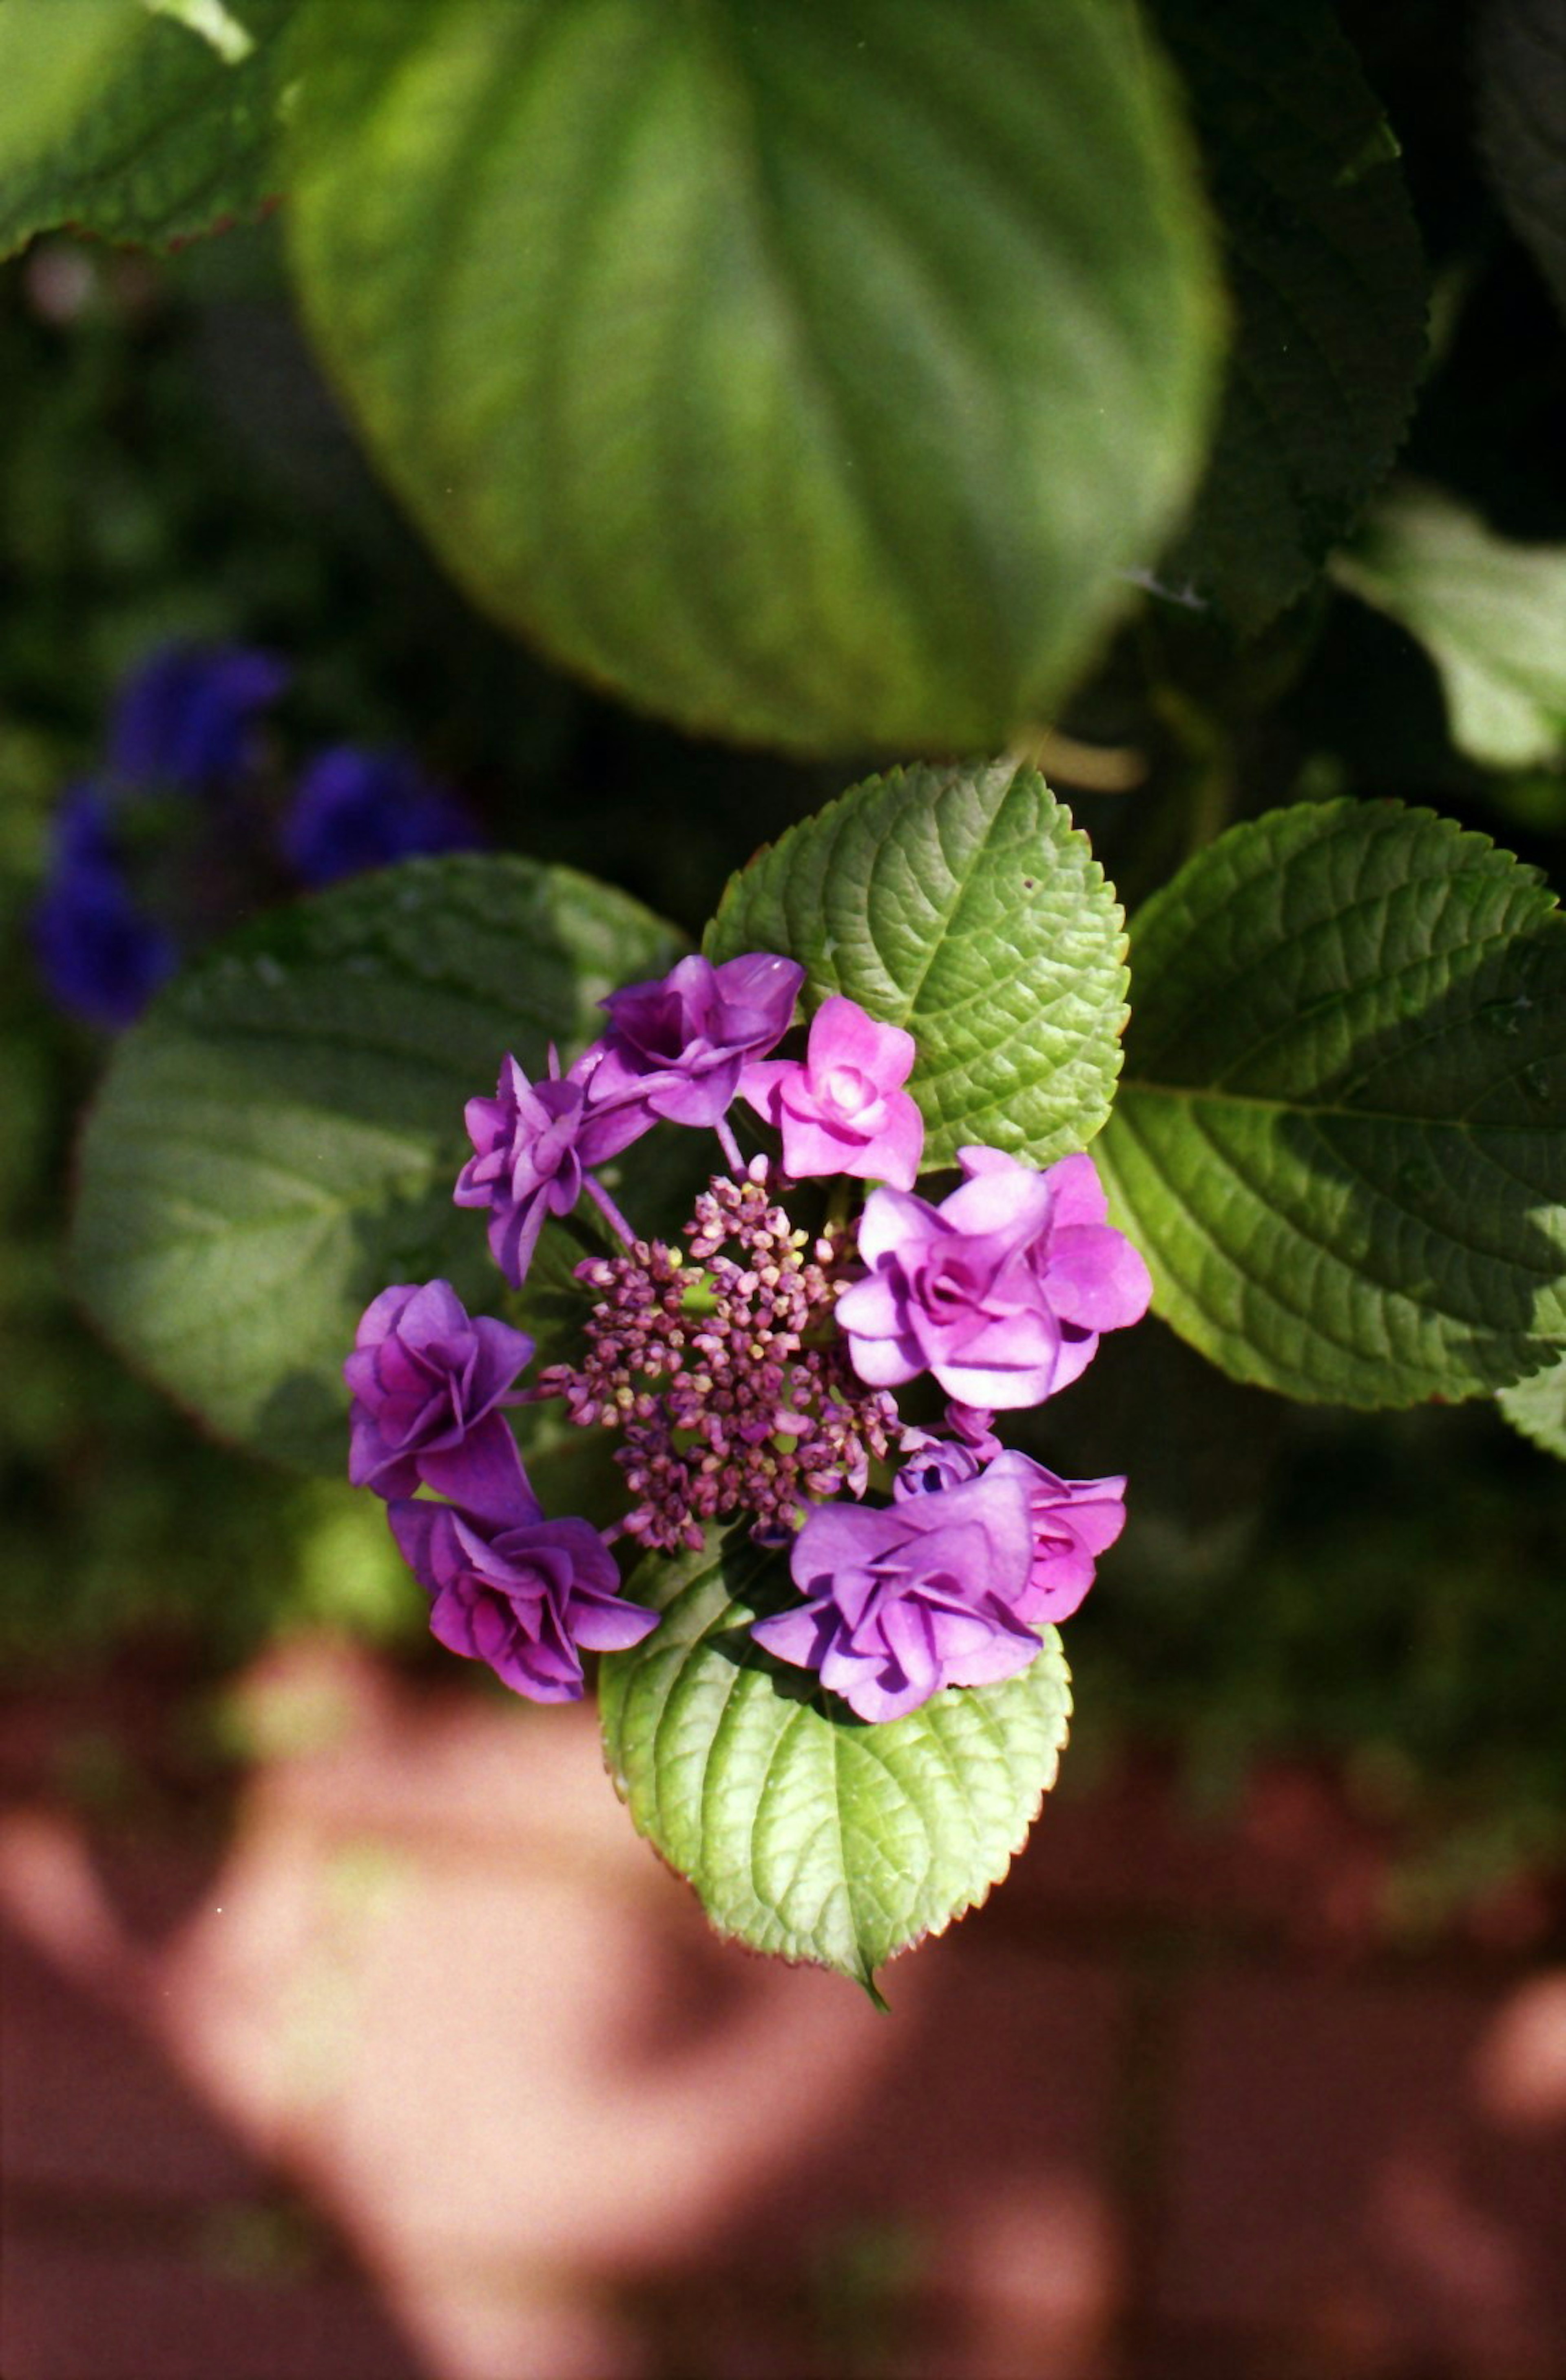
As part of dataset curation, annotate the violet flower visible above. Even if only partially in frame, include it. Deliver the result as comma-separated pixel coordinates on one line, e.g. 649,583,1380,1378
590,951,805,1130
454,1047,652,1287
836,1147,1151,1410
344,1278,534,1515
283,746,482,887
389,1494,658,1702
741,993,924,1189
109,642,287,790
752,1469,1041,1722
31,846,176,1029
984,1450,1127,1622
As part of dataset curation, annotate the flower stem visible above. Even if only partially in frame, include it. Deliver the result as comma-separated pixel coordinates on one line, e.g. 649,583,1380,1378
714,1116,743,1175
584,1173,638,1249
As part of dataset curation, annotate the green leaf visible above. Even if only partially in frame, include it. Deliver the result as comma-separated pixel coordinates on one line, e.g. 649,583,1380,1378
706,759,1127,1166
1149,0,1428,632
69,856,686,1472
1499,1350,1566,1458
1330,482,1566,770
599,1527,1073,1996
0,0,293,261
285,0,1220,756
1095,800,1566,1404
0,1,139,174
1478,0,1566,326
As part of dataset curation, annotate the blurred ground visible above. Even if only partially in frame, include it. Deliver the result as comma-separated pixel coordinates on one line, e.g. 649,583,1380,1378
4,1639,1565,2380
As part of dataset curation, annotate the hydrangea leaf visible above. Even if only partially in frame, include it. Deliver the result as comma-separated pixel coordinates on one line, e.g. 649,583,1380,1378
1095,800,1566,1404
284,0,1220,756
0,0,293,260
0,1,140,178
1330,483,1566,770
706,759,1127,1166
1478,0,1566,326
598,1526,1073,1998
69,856,686,1473
1148,0,1427,633
1499,1351,1566,1459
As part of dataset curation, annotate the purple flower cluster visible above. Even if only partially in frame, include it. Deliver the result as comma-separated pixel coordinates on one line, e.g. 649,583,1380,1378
348,948,1150,1720
33,641,485,1030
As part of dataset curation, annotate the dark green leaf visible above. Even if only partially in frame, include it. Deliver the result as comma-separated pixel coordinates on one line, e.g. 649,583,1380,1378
1331,482,1566,769
1096,801,1566,1403
285,0,1220,755
0,0,293,261
706,759,1127,1166
1478,0,1566,325
1150,0,1428,631
69,856,686,1471
599,1526,1073,1996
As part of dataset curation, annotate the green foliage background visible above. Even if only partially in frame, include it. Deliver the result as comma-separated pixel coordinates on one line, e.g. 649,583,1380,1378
3,0,1566,1932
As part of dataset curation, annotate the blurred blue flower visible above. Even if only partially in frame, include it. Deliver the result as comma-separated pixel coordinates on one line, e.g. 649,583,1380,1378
32,853,177,1029
281,746,483,887
109,642,288,790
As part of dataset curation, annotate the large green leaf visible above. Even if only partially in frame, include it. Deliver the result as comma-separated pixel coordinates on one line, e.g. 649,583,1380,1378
1478,0,1566,325
0,0,293,259
1150,0,1427,632
285,0,1220,756
1095,801,1566,1404
1331,482,1566,770
69,856,686,1472
599,1526,1073,1997
706,760,1127,1165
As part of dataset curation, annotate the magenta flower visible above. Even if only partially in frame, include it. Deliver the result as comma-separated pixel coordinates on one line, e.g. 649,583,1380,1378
454,1047,651,1287
984,1451,1127,1622
590,951,805,1130
388,1495,658,1702
344,1279,534,1515
752,1469,1041,1722
835,1147,1151,1410
741,993,925,1188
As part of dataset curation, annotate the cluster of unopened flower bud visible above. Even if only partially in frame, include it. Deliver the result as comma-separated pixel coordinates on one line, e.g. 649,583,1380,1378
344,951,1151,1722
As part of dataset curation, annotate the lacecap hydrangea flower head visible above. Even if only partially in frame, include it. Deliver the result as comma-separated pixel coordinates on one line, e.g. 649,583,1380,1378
346,952,1150,1723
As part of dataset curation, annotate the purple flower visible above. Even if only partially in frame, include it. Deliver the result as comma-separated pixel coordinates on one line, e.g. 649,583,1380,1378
388,1495,658,1702
741,993,924,1188
836,1147,1151,1410
109,642,287,790
754,1469,1042,1721
31,855,177,1028
896,1446,1125,1623
454,1048,652,1287
282,746,482,887
589,952,805,1130
344,1278,534,1513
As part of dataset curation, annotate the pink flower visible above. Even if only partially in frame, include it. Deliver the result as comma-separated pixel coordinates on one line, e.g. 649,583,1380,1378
836,1146,1151,1409
741,994,924,1188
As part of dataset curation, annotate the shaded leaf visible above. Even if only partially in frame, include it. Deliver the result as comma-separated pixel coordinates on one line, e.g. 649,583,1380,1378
1478,0,1566,324
69,856,686,1471
0,0,293,259
1150,0,1428,631
599,1526,1073,1996
1096,800,1566,1403
707,759,1127,1166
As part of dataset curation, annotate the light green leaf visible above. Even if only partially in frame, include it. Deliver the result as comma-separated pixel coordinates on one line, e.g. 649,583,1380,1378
0,1,139,174
1149,0,1428,632
1095,800,1566,1404
69,856,686,1472
1478,0,1566,326
1331,482,1566,770
599,1526,1073,1997
706,759,1127,1166
285,0,1220,756
1499,1351,1566,1458
0,0,292,260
